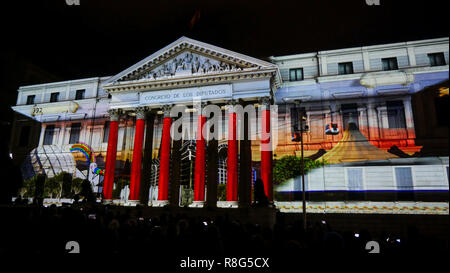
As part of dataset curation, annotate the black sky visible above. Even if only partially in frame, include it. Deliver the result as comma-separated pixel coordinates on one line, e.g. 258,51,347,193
3,0,448,82
0,0,448,124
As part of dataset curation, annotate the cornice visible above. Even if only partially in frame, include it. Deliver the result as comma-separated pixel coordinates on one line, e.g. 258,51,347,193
104,69,276,93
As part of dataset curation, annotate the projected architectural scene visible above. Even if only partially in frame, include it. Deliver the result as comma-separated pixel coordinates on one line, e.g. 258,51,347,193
10,37,449,214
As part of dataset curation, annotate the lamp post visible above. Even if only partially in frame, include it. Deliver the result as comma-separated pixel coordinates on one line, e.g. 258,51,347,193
294,100,307,231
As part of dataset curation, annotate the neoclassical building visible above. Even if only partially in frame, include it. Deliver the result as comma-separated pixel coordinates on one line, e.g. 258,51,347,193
10,37,449,213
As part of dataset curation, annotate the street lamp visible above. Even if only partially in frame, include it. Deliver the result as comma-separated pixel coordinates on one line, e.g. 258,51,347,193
288,99,308,231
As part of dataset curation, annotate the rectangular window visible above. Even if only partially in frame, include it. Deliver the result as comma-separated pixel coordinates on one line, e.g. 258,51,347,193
103,121,110,143
347,168,365,200
382,57,398,71
395,167,414,201
43,125,55,145
289,68,304,81
338,62,354,75
341,103,359,129
387,101,406,128
75,89,85,100
347,168,364,191
19,126,31,147
50,92,59,102
428,52,446,66
69,123,81,144
395,167,413,189
290,106,307,141
26,95,35,105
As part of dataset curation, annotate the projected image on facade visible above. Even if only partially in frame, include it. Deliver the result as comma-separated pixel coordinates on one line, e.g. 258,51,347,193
10,37,449,214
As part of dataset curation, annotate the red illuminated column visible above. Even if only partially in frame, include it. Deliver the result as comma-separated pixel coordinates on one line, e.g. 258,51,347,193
227,101,238,204
128,107,148,205
157,105,172,205
103,109,121,203
260,97,273,201
193,111,207,204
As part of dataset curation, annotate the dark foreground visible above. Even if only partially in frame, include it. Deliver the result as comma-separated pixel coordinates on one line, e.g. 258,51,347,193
0,202,448,270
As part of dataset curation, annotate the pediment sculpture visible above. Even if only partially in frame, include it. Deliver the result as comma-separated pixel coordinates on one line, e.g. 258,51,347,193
131,52,243,81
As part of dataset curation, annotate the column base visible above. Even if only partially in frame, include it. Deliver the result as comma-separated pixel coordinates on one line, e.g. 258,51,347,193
152,200,169,207
126,200,140,206
188,201,205,208
220,201,239,208
102,199,113,205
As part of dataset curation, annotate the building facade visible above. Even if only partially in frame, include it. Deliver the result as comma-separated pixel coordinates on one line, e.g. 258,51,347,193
10,37,449,213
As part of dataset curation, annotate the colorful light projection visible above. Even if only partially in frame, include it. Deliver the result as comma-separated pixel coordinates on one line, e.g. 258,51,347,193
70,143,105,175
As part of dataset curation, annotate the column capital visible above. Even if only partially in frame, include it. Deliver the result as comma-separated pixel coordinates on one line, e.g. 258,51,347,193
108,109,122,121
225,99,239,112
259,96,272,110
402,96,412,102
162,104,172,117
193,101,209,112
135,106,149,120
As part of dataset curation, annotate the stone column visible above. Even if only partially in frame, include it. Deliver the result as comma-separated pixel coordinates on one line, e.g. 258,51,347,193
156,105,172,206
367,102,380,142
260,97,273,201
239,101,252,208
103,109,121,203
226,99,239,206
206,137,218,208
39,124,46,146
128,106,148,205
403,96,416,144
58,123,66,147
193,102,207,206
358,106,368,137
140,111,155,205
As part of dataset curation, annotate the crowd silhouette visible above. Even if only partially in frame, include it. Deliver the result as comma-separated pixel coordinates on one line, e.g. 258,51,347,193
1,200,447,260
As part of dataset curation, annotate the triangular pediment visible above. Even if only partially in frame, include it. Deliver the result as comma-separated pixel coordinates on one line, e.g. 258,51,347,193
104,36,279,87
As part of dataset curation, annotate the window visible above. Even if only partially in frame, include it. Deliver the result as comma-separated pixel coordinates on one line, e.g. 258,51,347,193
75,89,85,100
347,168,365,200
103,121,110,143
69,123,81,144
289,68,304,81
290,106,307,141
50,92,59,102
347,168,364,191
341,103,359,129
26,95,35,105
382,57,398,71
218,156,227,185
386,101,406,129
19,126,31,147
395,167,413,189
395,167,414,200
338,62,354,75
428,52,446,66
43,125,55,145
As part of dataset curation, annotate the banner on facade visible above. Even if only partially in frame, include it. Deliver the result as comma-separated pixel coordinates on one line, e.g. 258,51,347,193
140,84,232,105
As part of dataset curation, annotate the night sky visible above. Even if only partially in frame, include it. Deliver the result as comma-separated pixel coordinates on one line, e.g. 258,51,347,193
0,0,448,143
